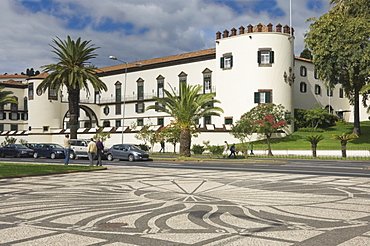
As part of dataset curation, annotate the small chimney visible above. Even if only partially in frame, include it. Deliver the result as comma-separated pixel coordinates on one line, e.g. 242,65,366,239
247,24,253,33
283,25,290,34
230,28,237,36
216,31,221,39
223,29,229,38
267,23,273,32
276,24,282,33
257,23,263,32
239,26,245,34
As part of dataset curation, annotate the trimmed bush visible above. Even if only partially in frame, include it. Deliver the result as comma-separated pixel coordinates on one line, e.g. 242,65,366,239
191,144,205,155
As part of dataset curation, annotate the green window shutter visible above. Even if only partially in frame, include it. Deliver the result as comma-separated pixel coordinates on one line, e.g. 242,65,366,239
220,57,225,68
254,92,260,103
230,56,233,67
257,51,261,64
269,51,274,63
135,103,138,113
265,92,271,103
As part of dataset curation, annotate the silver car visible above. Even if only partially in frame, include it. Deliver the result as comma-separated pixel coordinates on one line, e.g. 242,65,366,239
106,144,149,162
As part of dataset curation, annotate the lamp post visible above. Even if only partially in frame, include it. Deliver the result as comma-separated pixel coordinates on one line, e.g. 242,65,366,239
109,56,142,144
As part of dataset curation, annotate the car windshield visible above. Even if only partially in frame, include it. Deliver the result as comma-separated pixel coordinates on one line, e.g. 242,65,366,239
129,145,142,151
15,145,28,149
50,144,63,149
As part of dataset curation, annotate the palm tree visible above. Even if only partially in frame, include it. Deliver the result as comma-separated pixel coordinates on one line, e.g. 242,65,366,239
332,133,358,157
146,82,223,157
38,36,107,139
306,135,324,157
0,86,17,106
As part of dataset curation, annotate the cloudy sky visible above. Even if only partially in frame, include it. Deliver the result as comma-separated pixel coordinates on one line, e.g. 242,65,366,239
1,0,331,75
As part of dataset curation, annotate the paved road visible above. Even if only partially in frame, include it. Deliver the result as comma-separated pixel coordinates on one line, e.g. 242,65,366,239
3,156,370,177
1,160,370,245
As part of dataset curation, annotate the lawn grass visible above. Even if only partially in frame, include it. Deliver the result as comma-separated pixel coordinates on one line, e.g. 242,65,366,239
251,122,370,151
0,163,104,178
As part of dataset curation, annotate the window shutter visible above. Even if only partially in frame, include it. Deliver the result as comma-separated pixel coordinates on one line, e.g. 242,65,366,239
254,92,260,103
135,103,138,113
257,51,261,64
17,113,20,120
265,92,271,103
3,113,6,119
230,56,233,67
155,102,158,112
8,113,11,120
269,51,274,63
220,57,225,68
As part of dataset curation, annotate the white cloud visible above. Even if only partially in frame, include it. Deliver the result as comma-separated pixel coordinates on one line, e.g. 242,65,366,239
0,0,331,75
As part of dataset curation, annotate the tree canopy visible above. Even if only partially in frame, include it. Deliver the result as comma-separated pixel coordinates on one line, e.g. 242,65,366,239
0,86,17,107
146,82,223,157
304,0,370,135
38,36,107,138
239,104,288,156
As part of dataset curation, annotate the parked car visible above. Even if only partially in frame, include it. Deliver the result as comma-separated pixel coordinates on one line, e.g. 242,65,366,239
33,143,65,159
69,139,90,159
24,143,37,150
0,144,34,158
106,144,149,162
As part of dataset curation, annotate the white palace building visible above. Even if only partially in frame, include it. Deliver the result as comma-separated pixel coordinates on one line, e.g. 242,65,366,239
0,23,367,151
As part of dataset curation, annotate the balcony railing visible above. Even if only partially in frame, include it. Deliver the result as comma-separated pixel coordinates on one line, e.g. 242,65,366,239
61,86,216,104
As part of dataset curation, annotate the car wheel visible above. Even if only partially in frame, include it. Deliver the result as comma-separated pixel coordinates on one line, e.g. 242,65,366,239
33,152,38,158
107,154,114,161
0,152,5,158
16,153,21,158
128,154,135,162
69,152,76,159
50,153,56,159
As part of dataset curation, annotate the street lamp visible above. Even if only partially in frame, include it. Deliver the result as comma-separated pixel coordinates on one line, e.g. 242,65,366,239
109,56,142,144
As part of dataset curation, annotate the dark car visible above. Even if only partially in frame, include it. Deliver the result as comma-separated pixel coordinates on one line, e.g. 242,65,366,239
24,143,37,150
33,143,65,159
0,144,34,158
106,144,149,162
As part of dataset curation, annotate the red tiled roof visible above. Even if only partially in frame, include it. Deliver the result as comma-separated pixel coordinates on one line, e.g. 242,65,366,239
0,79,24,85
0,75,28,78
294,56,312,63
99,48,216,73
31,72,49,79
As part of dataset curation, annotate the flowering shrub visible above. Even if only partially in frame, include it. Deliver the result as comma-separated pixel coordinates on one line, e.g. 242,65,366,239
255,115,287,133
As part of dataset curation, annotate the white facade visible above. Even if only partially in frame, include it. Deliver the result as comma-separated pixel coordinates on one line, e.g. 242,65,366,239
0,23,368,151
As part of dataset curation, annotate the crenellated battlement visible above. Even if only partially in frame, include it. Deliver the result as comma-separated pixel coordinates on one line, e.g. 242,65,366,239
216,23,294,39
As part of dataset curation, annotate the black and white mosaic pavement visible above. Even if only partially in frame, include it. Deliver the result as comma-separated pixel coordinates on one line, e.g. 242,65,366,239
1,165,370,245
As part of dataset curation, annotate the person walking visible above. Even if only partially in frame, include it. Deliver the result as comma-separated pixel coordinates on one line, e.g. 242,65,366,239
228,143,236,159
63,134,72,165
159,140,165,153
87,138,97,166
223,141,229,157
95,138,104,166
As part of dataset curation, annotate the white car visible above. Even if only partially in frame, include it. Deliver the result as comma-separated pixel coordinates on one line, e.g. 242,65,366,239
69,139,90,159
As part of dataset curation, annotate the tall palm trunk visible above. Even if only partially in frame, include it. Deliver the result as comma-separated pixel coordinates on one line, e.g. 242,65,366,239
180,128,191,157
341,140,347,158
311,143,317,157
68,88,80,139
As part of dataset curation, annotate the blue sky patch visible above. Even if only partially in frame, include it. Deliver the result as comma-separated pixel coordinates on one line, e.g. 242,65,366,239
18,0,147,34
307,0,323,11
210,0,285,17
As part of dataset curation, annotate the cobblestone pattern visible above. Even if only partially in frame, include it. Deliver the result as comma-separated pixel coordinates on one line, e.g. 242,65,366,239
1,166,370,245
